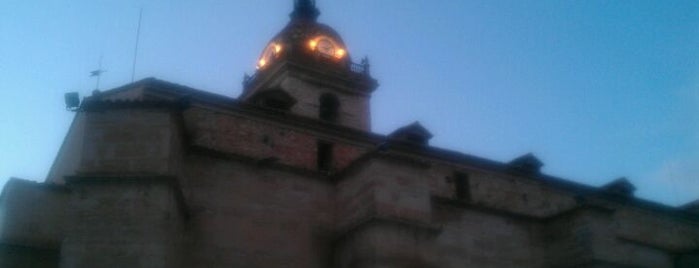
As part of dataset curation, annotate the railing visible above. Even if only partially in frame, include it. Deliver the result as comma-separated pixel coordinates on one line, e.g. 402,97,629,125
243,73,257,89
244,57,371,88
350,62,366,74
352,56,371,75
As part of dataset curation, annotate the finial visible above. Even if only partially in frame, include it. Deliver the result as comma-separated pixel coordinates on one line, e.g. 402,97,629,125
291,0,320,21
361,56,371,74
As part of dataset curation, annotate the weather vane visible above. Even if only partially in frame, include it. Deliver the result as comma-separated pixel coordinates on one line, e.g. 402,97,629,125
90,55,106,90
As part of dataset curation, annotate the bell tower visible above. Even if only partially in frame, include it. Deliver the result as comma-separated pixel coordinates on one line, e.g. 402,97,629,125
240,0,378,131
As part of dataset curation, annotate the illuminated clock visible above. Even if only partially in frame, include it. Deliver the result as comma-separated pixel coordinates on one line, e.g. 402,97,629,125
317,39,335,56
257,42,283,69
309,36,346,59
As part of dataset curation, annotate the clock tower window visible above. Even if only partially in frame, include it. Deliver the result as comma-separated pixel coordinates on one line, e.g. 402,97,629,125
319,93,339,122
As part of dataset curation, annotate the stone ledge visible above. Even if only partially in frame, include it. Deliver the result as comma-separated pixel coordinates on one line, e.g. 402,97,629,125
334,215,442,245
188,145,330,182
432,195,614,222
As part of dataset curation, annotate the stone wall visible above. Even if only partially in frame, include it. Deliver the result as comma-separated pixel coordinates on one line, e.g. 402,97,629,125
46,113,86,184
467,171,579,218
79,108,182,176
184,107,368,172
677,251,699,268
0,243,59,268
347,156,699,268
4,85,699,267
336,157,433,230
61,177,185,268
334,222,438,268
425,163,579,218
0,179,66,268
335,157,436,267
281,75,371,131
614,208,699,252
336,163,379,231
180,154,335,267
432,205,545,268
0,179,67,249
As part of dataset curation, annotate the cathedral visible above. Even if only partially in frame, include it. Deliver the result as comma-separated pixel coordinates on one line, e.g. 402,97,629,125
2,1,699,267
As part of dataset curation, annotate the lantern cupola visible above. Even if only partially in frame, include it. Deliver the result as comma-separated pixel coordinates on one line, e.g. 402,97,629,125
290,0,320,21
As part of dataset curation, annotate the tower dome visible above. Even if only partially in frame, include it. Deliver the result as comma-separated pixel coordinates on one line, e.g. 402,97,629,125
254,0,352,70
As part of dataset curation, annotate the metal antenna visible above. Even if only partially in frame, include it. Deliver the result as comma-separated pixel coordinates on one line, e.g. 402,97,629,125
668,163,681,205
131,8,143,82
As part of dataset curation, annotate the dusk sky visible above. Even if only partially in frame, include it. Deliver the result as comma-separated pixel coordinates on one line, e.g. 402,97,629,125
1,0,698,206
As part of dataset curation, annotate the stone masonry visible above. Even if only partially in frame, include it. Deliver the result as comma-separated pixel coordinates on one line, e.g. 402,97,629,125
2,1,699,267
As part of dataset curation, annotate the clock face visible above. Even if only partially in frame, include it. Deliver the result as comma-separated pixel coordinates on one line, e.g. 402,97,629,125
317,39,335,56
258,42,282,69
309,36,346,60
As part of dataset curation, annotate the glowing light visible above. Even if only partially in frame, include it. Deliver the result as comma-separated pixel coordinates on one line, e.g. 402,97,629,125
335,49,346,59
258,59,267,69
274,44,282,54
309,36,347,60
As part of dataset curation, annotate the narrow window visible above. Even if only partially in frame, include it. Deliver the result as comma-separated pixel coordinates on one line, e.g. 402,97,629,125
454,172,470,201
317,141,333,172
250,89,296,111
262,98,290,110
319,94,339,122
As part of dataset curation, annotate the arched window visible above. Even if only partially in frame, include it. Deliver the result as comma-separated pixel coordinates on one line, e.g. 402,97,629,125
319,93,339,122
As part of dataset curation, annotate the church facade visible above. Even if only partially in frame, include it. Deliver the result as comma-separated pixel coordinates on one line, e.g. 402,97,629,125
2,1,699,267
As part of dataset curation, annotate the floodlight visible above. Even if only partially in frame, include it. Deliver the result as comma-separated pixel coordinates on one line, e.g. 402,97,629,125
64,92,80,110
